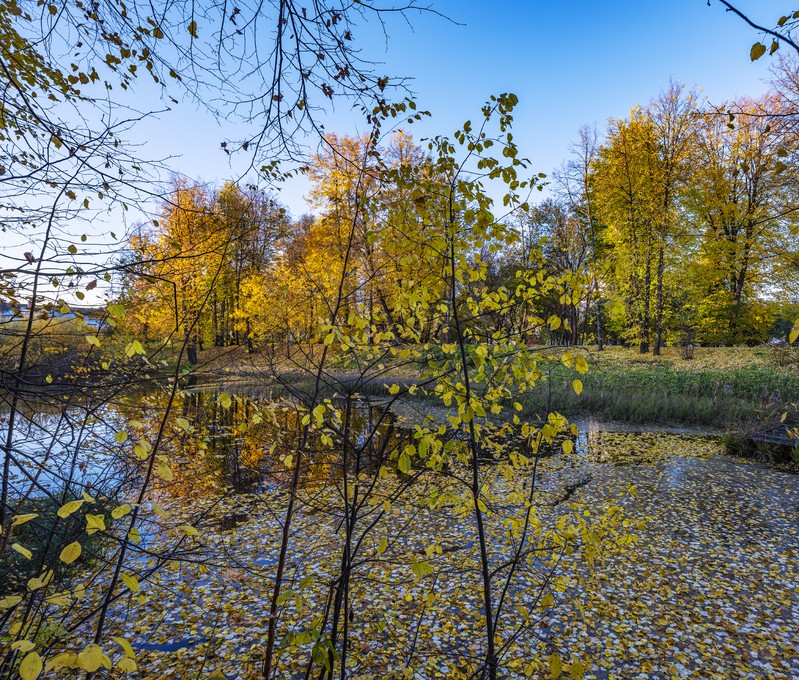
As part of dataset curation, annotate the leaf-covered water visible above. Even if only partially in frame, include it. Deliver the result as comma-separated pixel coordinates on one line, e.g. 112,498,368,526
6,393,798,678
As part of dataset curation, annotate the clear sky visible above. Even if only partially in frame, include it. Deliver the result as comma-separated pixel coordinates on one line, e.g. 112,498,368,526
97,1,794,220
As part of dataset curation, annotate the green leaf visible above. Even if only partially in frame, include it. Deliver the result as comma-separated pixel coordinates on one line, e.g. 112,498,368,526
398,452,411,473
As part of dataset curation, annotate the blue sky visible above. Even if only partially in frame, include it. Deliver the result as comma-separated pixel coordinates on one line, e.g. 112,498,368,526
134,0,782,216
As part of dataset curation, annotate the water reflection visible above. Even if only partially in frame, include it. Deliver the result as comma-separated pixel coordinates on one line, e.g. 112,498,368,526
151,390,410,497
4,389,730,508
3,386,413,506
2,399,134,500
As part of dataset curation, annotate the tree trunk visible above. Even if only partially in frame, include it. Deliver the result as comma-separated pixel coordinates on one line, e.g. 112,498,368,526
653,244,665,356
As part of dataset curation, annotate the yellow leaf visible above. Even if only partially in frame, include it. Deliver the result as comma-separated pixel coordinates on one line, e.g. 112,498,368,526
152,503,169,519
27,569,54,590
19,652,42,680
44,652,79,672
548,653,562,678
156,464,173,481
77,643,107,672
572,379,583,396
575,355,589,374
0,595,23,609
59,542,82,565
116,657,137,672
11,640,35,653
121,574,139,592
570,659,585,680
57,500,84,518
111,504,131,520
180,524,198,537
750,41,767,61
85,514,105,535
377,537,388,555
12,543,32,559
11,513,38,527
113,636,136,659
789,319,799,344
44,592,72,606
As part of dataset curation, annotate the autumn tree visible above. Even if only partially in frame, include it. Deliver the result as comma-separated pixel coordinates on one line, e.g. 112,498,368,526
685,94,799,343
593,108,661,352
648,82,697,354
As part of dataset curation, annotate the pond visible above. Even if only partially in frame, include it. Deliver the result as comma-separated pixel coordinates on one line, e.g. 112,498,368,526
2,389,797,678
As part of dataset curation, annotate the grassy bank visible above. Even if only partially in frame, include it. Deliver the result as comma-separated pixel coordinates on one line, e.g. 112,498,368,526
522,345,799,430
195,344,799,431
